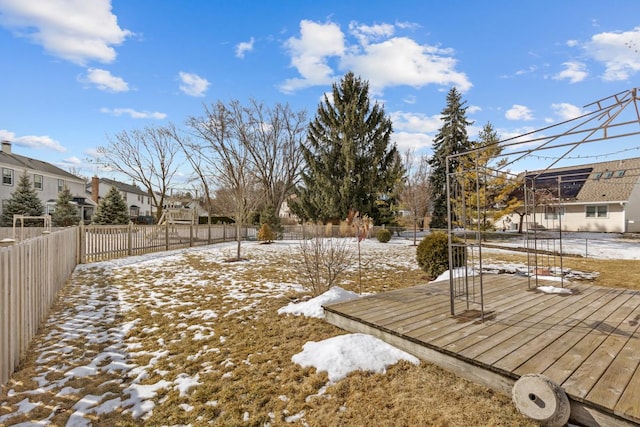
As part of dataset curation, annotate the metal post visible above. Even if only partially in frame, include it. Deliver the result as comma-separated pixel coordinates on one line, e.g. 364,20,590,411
446,156,455,316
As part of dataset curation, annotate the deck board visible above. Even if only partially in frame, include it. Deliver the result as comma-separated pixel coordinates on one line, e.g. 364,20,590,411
323,275,640,426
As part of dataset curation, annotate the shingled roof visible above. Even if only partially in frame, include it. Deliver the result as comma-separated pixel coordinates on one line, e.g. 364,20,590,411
527,157,640,203
0,150,84,182
90,178,148,196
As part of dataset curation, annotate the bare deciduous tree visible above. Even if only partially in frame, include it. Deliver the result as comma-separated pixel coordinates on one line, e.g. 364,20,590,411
164,124,215,224
97,125,182,223
241,99,307,216
400,149,432,245
186,101,263,261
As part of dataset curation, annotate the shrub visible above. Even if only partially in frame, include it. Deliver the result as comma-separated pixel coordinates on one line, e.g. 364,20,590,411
376,228,391,243
257,223,275,243
294,237,351,296
416,232,466,279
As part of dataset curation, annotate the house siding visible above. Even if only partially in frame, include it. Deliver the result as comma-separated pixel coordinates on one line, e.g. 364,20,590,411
562,203,625,233
0,168,86,216
624,177,640,232
90,178,152,218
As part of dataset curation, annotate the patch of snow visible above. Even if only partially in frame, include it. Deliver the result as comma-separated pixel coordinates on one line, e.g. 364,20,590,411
278,287,360,319
537,286,573,294
292,333,420,382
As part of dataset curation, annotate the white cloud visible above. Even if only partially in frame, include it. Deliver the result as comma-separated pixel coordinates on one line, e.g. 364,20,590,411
550,103,585,121
235,37,254,58
0,129,66,152
84,68,129,92
505,104,534,121
61,156,82,165
178,72,210,97
348,21,394,45
389,111,442,152
390,111,441,133
280,20,471,95
343,37,472,95
100,107,167,119
280,20,345,93
0,0,131,65
553,61,588,83
467,105,482,114
392,131,433,153
583,26,640,81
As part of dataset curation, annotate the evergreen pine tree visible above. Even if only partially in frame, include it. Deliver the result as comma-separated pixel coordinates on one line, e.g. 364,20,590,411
51,186,81,226
0,173,45,226
294,72,403,225
428,88,473,229
92,186,130,225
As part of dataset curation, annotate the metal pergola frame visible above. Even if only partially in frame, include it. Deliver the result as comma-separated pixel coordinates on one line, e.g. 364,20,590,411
445,87,640,320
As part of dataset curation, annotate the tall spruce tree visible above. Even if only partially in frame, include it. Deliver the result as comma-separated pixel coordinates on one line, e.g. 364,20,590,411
294,72,403,224
51,186,81,226
428,88,473,229
92,186,130,225
0,173,45,226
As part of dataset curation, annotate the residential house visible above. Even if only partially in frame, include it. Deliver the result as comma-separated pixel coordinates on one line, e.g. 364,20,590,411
0,141,95,222
504,157,640,233
88,177,153,219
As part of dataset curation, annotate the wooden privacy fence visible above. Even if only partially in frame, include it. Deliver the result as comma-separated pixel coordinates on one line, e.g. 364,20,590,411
0,227,78,385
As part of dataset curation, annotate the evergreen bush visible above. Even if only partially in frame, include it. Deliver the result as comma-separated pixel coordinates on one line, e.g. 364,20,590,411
416,232,466,279
51,186,80,226
258,204,283,239
257,223,275,243
0,174,45,226
376,228,391,243
92,186,130,225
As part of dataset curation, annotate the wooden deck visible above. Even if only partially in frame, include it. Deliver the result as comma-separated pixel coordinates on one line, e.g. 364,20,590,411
323,275,640,427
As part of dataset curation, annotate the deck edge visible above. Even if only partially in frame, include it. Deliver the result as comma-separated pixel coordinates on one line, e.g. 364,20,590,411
324,309,638,427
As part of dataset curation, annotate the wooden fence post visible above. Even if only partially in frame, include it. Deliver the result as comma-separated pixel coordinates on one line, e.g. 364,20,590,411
165,223,169,251
128,222,133,256
79,222,86,264
189,224,193,247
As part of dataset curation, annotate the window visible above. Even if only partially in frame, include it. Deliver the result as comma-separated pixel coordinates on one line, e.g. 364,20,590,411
614,170,625,178
2,168,13,186
586,205,608,218
33,174,43,190
592,172,602,180
58,179,64,192
545,206,564,220
603,171,614,179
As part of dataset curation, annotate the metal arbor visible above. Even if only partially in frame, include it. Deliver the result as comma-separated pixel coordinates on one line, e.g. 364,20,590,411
444,87,640,320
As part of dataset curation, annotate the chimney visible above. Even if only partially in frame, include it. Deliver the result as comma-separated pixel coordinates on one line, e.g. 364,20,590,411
91,176,100,203
1,141,11,154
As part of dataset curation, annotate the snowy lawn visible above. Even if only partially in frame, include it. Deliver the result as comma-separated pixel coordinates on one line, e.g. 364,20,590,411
0,239,542,426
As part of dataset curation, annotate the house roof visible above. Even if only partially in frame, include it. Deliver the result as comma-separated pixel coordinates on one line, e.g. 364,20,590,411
526,157,640,203
90,178,148,196
0,150,84,182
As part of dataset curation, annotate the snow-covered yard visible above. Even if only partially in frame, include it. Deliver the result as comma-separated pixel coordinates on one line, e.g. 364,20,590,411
1,234,637,426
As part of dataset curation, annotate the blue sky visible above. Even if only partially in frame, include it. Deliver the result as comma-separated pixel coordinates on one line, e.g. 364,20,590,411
1,0,640,185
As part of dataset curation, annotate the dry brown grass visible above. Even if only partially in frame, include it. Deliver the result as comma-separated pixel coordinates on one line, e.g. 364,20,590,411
484,252,640,291
10,239,637,426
